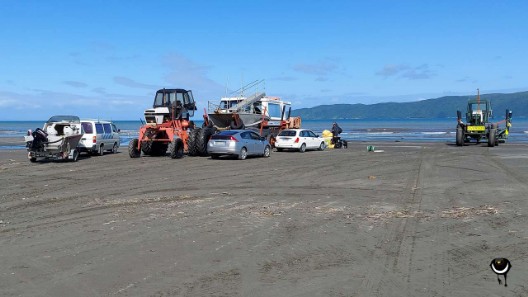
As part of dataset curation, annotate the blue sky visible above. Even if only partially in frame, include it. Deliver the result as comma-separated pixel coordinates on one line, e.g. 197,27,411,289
1,0,527,120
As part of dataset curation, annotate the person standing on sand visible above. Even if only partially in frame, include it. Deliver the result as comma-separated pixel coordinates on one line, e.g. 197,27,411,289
331,122,342,145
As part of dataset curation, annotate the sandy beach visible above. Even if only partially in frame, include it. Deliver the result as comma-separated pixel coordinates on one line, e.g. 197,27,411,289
1,142,528,296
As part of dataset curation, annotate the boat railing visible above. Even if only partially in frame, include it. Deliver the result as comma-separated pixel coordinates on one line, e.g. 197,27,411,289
229,79,265,97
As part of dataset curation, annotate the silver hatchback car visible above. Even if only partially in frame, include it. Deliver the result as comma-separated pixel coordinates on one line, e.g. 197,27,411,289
208,130,271,160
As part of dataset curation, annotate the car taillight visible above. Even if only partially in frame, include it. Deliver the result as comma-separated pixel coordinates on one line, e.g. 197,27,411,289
92,136,97,143
294,137,299,143
230,136,238,142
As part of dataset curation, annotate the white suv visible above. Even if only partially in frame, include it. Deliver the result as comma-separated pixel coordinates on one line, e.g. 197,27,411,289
274,129,326,152
78,120,120,155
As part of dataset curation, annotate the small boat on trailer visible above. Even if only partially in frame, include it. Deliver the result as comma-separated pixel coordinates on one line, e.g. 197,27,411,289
24,115,83,162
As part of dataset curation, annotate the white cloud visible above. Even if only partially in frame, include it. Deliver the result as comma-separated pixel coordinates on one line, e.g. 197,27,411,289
293,58,343,77
113,76,159,90
63,81,88,88
376,64,436,80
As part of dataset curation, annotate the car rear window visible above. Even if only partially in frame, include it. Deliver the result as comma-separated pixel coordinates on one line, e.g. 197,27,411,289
81,122,93,134
279,130,296,136
217,131,238,136
211,134,236,140
211,131,238,140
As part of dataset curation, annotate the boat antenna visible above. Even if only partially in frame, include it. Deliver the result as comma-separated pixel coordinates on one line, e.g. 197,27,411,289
477,88,481,113
225,76,229,97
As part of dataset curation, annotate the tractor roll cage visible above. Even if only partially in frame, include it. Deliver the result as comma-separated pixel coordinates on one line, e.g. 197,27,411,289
153,88,197,117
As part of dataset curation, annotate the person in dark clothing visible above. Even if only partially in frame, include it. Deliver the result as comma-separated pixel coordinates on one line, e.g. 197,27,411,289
331,122,342,146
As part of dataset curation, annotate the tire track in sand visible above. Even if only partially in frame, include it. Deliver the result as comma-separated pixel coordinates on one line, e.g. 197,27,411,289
357,146,429,296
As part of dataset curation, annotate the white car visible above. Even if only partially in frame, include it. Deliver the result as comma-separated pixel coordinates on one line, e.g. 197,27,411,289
78,120,121,155
274,129,326,152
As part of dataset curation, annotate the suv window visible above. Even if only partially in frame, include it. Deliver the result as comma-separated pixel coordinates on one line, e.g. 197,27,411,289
112,124,118,133
81,122,93,134
95,123,104,134
103,123,112,133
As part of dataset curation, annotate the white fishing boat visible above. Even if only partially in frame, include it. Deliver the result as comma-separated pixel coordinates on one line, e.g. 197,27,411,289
207,80,292,129
24,115,83,162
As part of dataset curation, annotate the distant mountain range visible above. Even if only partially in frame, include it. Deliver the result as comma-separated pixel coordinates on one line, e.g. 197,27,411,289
291,91,528,119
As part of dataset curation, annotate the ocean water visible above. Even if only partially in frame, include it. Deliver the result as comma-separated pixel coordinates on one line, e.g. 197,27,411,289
2,118,527,150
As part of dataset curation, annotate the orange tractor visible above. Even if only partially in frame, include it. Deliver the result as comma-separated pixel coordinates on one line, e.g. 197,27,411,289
129,88,212,159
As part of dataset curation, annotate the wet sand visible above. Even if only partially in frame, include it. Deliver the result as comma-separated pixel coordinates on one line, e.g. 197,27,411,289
0,137,26,147
1,142,528,296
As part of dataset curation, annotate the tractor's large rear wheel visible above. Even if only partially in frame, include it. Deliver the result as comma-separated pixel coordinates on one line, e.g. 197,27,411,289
456,126,464,146
197,127,215,156
141,141,153,155
488,127,497,147
129,139,140,158
170,138,184,159
187,128,200,156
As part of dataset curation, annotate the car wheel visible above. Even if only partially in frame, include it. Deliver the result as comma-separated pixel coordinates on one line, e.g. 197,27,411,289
98,144,104,156
318,142,325,151
263,145,271,157
112,143,118,153
299,143,306,153
238,147,247,160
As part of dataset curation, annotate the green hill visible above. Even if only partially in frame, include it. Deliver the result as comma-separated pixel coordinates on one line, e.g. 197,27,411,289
291,91,528,119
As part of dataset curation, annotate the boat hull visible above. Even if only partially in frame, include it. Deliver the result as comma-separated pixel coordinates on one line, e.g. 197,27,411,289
208,113,269,129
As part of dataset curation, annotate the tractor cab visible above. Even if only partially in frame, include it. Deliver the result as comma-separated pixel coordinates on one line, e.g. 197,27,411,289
466,99,492,125
152,88,197,118
145,89,197,124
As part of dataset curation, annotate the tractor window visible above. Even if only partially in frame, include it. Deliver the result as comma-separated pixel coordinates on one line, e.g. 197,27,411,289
153,92,165,107
183,92,191,105
176,92,184,104
469,103,488,113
